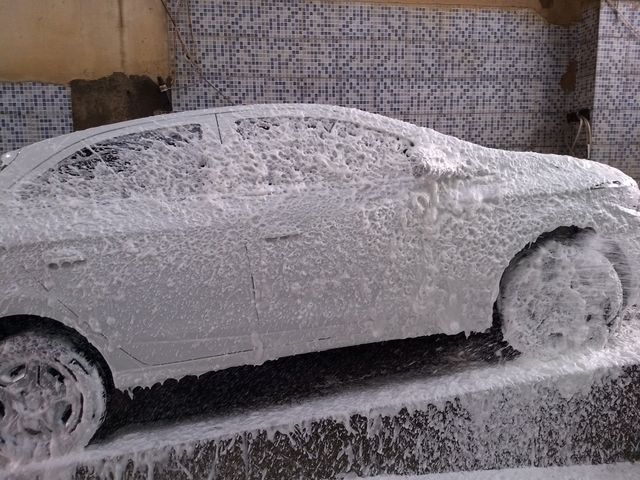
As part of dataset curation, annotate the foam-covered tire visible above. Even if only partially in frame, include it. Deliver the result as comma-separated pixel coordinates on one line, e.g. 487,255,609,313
0,330,107,466
498,237,623,356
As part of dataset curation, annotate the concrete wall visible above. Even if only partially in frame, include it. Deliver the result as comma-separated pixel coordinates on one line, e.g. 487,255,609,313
0,0,169,84
364,0,588,24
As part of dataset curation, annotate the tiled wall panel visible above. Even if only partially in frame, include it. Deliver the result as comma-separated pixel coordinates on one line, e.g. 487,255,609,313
563,3,599,160
170,0,575,153
0,82,73,153
591,0,640,180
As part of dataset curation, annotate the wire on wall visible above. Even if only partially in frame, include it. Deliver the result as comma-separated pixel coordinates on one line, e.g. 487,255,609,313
160,0,234,105
604,0,640,40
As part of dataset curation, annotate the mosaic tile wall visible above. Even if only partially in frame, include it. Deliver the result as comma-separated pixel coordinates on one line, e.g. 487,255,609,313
0,82,73,153
566,3,599,136
169,0,575,154
590,0,640,180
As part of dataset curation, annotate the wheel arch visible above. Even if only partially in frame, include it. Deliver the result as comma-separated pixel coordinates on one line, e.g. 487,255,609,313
502,226,592,274
494,225,633,328
0,315,115,395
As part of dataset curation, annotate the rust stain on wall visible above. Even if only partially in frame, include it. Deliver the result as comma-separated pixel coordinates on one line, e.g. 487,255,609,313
561,60,578,93
354,0,595,25
70,73,171,131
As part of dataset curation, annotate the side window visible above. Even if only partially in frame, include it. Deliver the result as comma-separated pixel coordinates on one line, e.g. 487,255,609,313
231,117,415,188
20,124,206,200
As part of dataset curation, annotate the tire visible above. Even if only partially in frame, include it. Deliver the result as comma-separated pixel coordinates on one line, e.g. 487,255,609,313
0,330,107,466
498,235,624,356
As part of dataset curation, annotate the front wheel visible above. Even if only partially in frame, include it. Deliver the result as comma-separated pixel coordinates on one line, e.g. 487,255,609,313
498,236,624,356
0,330,107,466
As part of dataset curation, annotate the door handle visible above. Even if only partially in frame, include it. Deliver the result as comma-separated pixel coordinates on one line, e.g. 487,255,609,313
43,249,87,270
264,232,302,243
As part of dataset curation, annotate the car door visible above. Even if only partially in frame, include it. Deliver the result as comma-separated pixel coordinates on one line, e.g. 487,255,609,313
217,112,434,357
16,120,258,365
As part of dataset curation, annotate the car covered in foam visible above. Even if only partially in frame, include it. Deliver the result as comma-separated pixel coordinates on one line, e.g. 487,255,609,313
1,104,639,463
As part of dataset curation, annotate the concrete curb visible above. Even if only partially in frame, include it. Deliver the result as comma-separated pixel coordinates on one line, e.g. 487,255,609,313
10,362,638,480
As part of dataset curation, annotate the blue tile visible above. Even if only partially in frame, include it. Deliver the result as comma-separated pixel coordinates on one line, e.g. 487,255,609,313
0,82,72,152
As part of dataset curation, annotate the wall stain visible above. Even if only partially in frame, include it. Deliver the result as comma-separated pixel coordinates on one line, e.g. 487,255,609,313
359,0,595,25
561,60,577,93
70,72,171,131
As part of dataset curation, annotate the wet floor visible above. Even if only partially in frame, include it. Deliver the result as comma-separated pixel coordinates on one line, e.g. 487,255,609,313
9,311,640,479
97,323,515,441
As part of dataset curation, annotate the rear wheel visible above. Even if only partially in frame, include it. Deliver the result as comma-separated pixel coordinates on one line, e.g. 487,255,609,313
0,330,107,466
498,236,623,356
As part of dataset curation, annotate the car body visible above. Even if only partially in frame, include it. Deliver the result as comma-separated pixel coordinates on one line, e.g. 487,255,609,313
1,103,640,394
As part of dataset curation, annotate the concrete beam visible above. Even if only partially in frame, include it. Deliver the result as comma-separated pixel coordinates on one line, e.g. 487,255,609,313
0,0,170,84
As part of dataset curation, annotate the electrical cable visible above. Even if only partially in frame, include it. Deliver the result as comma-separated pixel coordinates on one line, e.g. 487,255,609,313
567,114,593,159
569,116,584,157
604,0,640,40
580,115,592,160
159,0,234,105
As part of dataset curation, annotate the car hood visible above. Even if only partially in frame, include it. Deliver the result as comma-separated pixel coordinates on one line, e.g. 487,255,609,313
409,128,635,193
542,154,636,188
484,147,638,194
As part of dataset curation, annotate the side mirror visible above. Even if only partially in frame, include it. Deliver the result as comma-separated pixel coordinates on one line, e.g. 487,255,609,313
1,151,19,172
407,144,476,180
406,146,435,179
409,154,429,178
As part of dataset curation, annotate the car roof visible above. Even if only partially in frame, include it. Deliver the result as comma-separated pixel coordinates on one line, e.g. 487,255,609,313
0,104,488,192
10,103,425,157
1,104,434,188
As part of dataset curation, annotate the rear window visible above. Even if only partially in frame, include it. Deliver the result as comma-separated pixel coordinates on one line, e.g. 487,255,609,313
231,116,416,187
